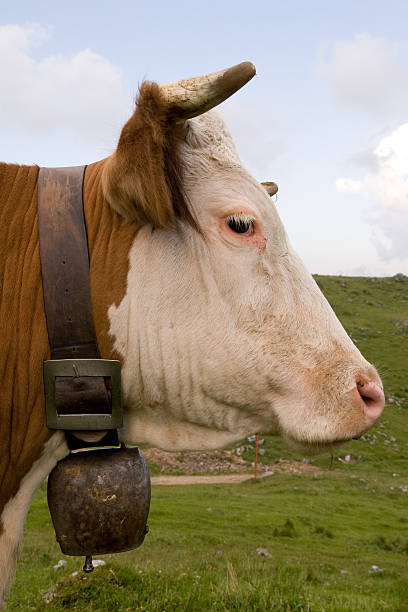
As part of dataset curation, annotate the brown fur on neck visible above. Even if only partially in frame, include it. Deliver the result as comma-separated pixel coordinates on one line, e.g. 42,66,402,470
0,163,52,513
102,82,197,231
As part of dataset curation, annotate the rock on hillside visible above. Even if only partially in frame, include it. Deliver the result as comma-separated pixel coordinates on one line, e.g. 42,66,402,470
393,273,408,282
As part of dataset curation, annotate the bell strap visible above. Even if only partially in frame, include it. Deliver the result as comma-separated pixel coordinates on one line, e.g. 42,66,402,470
38,166,99,360
38,167,117,448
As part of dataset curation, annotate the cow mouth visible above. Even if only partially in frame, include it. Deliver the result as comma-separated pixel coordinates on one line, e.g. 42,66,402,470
277,371,385,456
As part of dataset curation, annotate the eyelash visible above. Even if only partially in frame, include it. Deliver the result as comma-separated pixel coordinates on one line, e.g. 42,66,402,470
225,214,255,235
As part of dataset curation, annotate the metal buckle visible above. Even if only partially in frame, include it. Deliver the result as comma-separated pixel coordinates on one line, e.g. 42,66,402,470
44,359,122,430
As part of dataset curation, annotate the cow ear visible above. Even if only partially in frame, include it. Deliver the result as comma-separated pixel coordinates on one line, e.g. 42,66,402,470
261,181,278,197
102,64,256,228
102,82,188,229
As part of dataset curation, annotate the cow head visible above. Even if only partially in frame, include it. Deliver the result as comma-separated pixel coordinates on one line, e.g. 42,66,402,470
101,63,384,453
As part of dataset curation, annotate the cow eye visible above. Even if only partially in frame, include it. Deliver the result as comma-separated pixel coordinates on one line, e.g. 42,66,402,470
226,214,255,235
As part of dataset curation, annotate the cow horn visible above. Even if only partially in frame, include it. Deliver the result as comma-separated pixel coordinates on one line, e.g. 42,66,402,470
160,61,256,121
261,181,279,197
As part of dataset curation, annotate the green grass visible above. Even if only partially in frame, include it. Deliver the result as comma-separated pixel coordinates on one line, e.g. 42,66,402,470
314,275,408,398
7,475,408,611
6,275,408,611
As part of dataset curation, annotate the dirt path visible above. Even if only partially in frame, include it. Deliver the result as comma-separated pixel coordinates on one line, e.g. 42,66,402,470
151,473,254,485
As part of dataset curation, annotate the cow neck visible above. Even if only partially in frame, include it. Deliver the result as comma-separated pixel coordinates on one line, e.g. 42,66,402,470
37,166,115,449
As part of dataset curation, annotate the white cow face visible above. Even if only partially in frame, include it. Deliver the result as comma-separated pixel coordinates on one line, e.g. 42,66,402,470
108,110,384,453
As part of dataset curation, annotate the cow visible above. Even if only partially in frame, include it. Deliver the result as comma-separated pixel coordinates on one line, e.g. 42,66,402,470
0,62,384,607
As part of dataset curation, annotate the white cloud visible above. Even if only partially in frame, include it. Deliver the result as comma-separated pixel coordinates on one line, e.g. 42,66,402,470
338,123,408,267
336,177,362,193
320,33,408,115
0,23,132,144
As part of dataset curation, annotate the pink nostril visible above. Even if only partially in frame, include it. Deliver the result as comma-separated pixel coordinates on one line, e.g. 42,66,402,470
354,375,385,425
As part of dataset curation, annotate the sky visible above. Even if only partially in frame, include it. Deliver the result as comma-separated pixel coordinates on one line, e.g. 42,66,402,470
1,0,408,276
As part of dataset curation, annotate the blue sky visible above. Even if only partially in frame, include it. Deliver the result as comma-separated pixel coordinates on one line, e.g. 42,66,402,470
2,0,408,275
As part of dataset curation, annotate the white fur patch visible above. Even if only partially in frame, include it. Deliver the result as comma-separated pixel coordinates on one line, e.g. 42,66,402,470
0,433,69,608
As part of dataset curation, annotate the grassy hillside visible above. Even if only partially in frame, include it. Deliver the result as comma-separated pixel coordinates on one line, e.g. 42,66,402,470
6,276,408,611
314,274,408,399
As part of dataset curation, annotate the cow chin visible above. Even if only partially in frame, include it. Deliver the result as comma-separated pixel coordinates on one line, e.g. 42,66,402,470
282,433,353,457
277,411,367,456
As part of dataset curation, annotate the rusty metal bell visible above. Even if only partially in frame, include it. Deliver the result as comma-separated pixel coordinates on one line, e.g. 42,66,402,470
47,444,150,556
